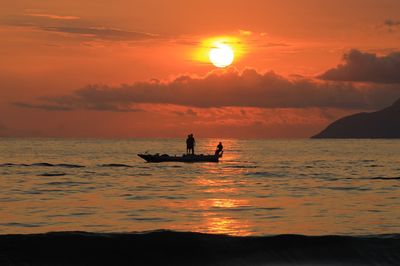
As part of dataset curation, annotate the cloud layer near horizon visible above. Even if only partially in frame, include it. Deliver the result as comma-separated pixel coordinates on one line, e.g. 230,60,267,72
320,49,400,83
13,67,400,112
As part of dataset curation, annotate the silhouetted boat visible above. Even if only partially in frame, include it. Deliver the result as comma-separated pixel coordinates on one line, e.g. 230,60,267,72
137,153,222,163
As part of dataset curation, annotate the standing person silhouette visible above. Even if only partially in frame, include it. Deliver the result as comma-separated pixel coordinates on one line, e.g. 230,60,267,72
189,134,195,155
186,135,191,154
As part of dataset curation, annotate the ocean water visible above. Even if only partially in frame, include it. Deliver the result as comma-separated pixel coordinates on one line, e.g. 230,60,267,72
0,138,399,236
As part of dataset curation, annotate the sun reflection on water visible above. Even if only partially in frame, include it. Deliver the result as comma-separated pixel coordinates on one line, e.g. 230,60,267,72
201,198,250,209
191,139,253,235
200,214,252,236
194,198,253,236
193,178,238,193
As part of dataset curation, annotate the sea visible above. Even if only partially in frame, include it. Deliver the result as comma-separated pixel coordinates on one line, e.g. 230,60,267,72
1,138,399,237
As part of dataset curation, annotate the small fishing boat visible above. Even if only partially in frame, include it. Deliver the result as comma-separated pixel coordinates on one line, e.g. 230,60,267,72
137,153,222,163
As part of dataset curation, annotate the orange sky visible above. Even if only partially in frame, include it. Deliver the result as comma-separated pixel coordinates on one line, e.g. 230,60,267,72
1,0,400,138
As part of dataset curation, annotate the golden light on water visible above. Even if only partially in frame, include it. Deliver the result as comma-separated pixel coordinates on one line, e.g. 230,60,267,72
202,216,252,236
194,198,252,235
196,198,249,209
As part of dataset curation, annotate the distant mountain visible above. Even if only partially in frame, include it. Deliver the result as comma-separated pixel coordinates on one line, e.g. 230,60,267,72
312,98,400,138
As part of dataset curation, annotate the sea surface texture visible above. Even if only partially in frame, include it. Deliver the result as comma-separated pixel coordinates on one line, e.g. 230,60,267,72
1,138,399,236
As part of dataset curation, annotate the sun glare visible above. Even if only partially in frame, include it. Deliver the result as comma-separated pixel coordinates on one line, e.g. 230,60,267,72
193,36,244,67
209,43,234,68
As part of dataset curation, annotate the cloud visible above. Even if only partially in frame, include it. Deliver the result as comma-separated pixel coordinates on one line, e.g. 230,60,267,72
40,26,159,41
0,15,160,42
12,102,75,111
319,49,400,83
383,19,400,30
14,68,400,112
173,108,198,116
239,29,252,36
26,13,79,20
12,101,142,112
186,108,198,116
261,42,290,48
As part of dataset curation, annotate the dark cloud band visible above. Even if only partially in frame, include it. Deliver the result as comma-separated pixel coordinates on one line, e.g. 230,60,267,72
13,68,400,112
319,49,400,83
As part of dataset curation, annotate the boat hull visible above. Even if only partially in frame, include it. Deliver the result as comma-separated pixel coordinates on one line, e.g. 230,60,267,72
137,154,220,163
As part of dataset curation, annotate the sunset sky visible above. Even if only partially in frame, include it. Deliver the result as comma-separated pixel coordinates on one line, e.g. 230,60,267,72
1,0,400,138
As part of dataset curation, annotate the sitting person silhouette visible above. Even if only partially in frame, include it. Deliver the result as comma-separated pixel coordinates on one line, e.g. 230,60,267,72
215,142,223,156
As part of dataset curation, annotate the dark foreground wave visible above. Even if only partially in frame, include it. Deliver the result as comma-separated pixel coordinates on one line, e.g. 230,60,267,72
0,231,399,265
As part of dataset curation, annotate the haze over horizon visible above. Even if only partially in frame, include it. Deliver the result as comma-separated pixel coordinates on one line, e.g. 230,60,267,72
1,0,400,138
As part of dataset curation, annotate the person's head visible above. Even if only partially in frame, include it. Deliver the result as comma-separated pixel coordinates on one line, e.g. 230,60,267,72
219,142,222,144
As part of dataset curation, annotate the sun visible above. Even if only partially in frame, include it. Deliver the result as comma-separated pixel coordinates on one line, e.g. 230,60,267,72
193,36,243,67
209,43,234,68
